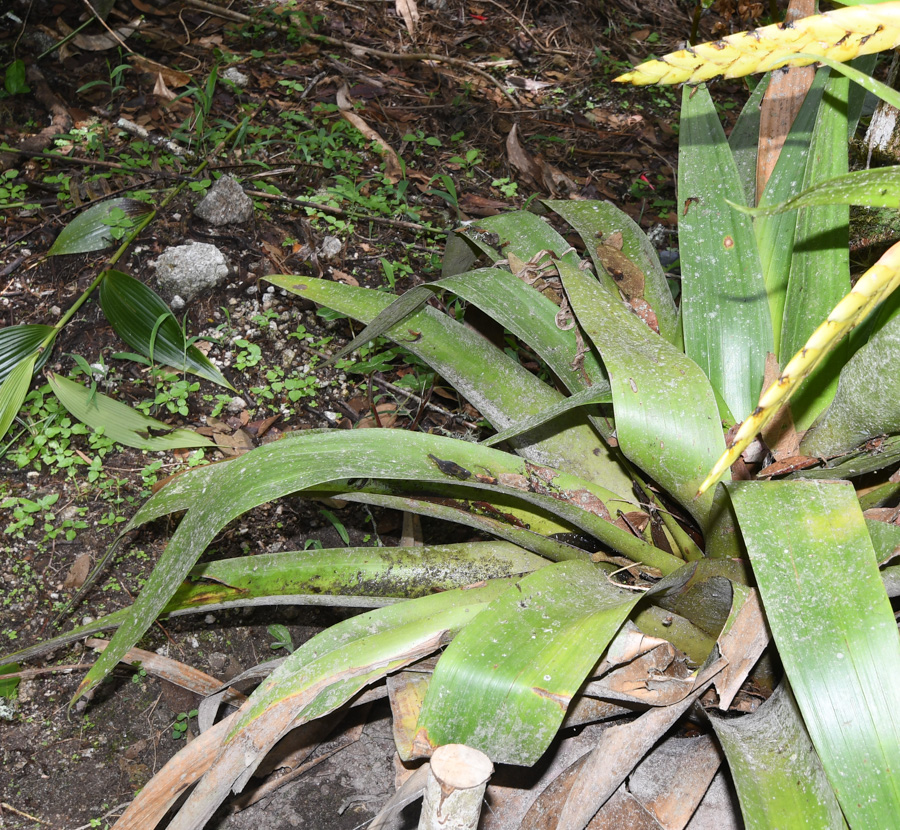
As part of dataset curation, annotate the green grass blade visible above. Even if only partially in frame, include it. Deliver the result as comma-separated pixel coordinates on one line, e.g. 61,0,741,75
265,274,623,491
780,70,852,428
543,199,681,348
73,430,681,702
709,681,847,830
0,324,55,383
46,198,151,256
800,309,900,456
99,269,233,389
729,479,900,827
415,560,640,765
0,352,38,445
557,259,726,528
47,371,214,451
678,83,773,418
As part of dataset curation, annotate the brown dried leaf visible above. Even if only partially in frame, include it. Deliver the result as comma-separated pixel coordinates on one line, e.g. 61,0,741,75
337,85,402,183
759,352,802,460
396,0,420,36
711,589,769,711
62,553,92,590
755,0,816,200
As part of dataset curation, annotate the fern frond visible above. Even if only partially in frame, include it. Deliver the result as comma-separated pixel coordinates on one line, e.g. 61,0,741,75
697,239,900,496
616,2,900,86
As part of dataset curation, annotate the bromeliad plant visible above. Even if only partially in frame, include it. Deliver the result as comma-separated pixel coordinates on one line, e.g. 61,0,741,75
7,5,900,829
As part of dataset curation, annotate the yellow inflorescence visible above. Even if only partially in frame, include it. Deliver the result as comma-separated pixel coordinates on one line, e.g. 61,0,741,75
616,2,900,86
696,239,900,496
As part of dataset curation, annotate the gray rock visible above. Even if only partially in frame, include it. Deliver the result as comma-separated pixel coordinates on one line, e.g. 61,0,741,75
194,175,253,226
153,242,230,303
222,67,249,88
319,235,343,259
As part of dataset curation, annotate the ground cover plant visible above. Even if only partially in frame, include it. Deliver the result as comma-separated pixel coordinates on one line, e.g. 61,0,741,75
4,0,900,828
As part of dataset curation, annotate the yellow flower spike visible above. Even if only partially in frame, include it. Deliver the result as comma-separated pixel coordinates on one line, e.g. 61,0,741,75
615,2,900,86
697,239,900,497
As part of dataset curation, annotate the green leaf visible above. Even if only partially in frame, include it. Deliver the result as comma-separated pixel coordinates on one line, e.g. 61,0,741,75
2,542,550,668
709,681,847,830
415,560,640,765
99,270,233,389
0,352,38,445
557,259,727,529
728,72,771,206
800,309,900,457
4,60,29,95
481,386,612,447
73,429,678,702
543,199,681,349
729,480,900,828
138,581,514,828
744,166,900,216
754,68,829,353
0,324,55,383
790,51,900,111
0,662,19,699
47,371,215,451
47,198,151,256
264,274,624,492
678,83,773,419
779,69,852,429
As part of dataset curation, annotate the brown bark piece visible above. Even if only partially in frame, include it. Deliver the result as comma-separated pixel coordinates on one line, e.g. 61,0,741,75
755,0,816,202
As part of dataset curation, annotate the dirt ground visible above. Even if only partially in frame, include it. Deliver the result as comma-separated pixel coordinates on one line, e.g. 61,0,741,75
0,0,757,827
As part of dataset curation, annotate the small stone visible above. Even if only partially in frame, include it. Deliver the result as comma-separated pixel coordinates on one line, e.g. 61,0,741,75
153,242,231,303
319,236,342,259
208,652,227,673
246,285,258,295
204,614,216,624
194,175,253,226
227,396,246,413
222,67,249,87
171,295,186,310
50,305,61,316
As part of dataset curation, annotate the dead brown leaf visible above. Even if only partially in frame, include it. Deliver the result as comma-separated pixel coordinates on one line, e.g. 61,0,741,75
62,553,92,590
337,85,402,183
396,0,420,37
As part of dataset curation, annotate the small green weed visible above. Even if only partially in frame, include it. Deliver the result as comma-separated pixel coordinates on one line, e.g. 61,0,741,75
171,708,198,740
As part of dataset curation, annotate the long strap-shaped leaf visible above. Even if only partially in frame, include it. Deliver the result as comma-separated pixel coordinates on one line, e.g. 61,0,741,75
698,239,900,495
709,681,847,830
265,275,620,490
414,560,642,766
616,2,900,86
678,83,772,421
1,542,548,669
729,480,900,827
130,580,512,830
557,260,727,528
72,429,679,703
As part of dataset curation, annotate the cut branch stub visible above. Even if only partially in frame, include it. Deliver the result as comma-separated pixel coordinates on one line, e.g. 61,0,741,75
418,744,494,830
